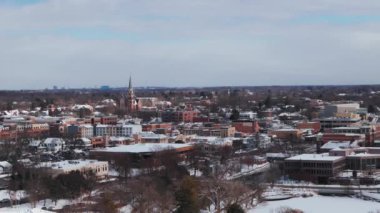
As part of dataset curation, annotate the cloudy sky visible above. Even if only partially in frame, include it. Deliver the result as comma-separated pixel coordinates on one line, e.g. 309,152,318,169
1,0,380,90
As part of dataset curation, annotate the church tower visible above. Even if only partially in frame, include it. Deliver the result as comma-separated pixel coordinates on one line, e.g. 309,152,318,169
126,76,138,112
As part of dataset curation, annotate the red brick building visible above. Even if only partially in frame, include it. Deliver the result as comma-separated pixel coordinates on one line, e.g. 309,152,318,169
296,121,321,134
232,120,260,134
322,133,364,144
142,123,172,133
161,110,198,123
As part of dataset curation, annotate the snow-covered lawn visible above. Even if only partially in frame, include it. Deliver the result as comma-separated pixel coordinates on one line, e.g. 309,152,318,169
251,196,380,213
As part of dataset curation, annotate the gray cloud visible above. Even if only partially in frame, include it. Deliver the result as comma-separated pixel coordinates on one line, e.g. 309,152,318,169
0,0,380,89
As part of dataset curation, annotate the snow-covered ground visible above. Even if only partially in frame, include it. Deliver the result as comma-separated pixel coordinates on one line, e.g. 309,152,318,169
0,199,70,213
0,190,99,213
0,190,27,201
251,196,380,213
188,168,203,177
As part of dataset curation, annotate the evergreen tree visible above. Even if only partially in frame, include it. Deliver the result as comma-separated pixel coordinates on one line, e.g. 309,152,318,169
175,176,200,213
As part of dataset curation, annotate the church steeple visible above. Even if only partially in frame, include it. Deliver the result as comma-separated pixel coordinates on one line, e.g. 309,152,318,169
128,75,134,97
125,75,138,113
128,75,133,90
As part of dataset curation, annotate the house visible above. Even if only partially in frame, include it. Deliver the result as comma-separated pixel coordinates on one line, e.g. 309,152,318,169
28,140,43,152
269,128,303,142
41,138,65,153
73,138,92,149
0,161,12,174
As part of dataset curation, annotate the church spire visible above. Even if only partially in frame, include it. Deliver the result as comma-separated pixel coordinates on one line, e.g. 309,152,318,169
126,75,138,113
128,75,132,90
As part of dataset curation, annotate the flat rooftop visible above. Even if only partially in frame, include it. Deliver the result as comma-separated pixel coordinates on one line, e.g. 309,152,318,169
286,154,344,162
91,143,192,153
38,160,107,171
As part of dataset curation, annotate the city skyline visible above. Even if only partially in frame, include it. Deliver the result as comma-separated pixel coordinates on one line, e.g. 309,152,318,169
1,0,380,89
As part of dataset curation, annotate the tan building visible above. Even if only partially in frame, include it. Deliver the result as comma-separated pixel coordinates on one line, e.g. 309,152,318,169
269,129,303,142
182,126,235,138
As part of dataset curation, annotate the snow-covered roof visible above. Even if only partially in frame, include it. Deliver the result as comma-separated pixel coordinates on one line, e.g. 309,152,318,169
347,153,380,158
71,104,93,111
29,140,42,147
80,138,91,143
79,124,93,128
109,136,133,141
92,143,192,153
321,141,360,150
266,153,290,158
0,161,11,168
43,138,65,144
286,153,344,162
140,132,167,139
38,160,107,172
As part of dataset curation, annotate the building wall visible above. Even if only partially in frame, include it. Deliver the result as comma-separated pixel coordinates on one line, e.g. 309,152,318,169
285,158,345,183
296,122,321,134
48,160,109,178
232,121,260,134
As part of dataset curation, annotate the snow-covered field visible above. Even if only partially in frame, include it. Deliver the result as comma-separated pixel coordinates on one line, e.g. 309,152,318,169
251,196,380,213
0,199,70,213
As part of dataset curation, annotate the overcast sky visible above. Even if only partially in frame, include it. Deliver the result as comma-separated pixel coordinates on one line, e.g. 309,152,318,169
1,0,380,90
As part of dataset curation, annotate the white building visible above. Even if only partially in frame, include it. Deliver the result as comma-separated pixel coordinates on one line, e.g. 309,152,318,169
239,111,257,120
41,138,65,153
0,161,12,174
79,124,94,138
116,124,142,137
140,131,168,143
96,124,142,137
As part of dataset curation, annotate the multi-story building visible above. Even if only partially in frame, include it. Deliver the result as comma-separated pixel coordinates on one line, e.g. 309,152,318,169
323,102,360,117
284,154,346,183
296,121,321,134
269,129,303,142
140,132,168,143
79,125,94,138
161,108,198,123
84,116,118,125
68,124,94,138
232,120,260,134
317,117,361,131
95,124,142,137
322,133,365,144
143,123,172,132
346,153,380,171
90,143,193,164
182,125,235,138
